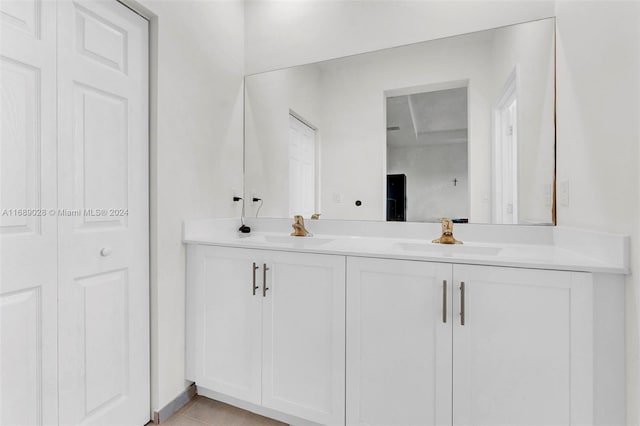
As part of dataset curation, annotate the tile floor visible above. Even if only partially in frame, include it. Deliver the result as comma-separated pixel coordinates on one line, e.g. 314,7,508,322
162,395,287,426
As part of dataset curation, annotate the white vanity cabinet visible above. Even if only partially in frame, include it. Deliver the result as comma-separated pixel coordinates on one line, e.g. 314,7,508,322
451,265,593,426
185,245,263,404
347,257,595,426
186,245,346,426
185,230,624,426
346,257,453,426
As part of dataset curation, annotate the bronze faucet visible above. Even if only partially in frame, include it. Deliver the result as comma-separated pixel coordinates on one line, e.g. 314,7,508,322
432,218,463,244
291,215,311,237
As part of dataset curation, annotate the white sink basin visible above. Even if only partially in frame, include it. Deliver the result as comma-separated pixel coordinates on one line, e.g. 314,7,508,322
397,242,502,256
249,234,335,247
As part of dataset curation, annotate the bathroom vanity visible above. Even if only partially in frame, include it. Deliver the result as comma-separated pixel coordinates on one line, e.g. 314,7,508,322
184,218,627,426
180,12,632,426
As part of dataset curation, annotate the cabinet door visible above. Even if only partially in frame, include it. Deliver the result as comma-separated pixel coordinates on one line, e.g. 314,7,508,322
452,265,593,426
188,245,263,405
261,251,346,425
346,257,453,426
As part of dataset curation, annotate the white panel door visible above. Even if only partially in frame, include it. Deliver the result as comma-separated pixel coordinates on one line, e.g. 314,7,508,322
452,265,593,426
346,257,452,426
261,251,345,425
186,245,263,405
56,1,149,425
289,114,316,218
0,1,58,424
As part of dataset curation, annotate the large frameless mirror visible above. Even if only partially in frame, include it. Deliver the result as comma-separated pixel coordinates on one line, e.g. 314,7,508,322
244,18,555,225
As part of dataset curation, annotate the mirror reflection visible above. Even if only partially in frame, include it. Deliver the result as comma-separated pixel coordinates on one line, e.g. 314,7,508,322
387,87,469,222
244,18,555,224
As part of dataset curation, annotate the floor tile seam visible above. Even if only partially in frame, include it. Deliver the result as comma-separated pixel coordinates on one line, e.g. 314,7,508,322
176,413,213,425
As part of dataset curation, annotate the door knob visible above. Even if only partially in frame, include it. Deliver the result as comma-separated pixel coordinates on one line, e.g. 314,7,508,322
100,247,112,257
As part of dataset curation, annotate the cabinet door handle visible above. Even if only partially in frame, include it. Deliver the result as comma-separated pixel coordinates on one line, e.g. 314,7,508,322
252,262,259,295
442,280,447,323
262,263,270,297
460,281,465,326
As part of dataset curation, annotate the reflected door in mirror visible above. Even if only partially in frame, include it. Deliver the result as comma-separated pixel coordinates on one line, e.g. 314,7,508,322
289,114,316,218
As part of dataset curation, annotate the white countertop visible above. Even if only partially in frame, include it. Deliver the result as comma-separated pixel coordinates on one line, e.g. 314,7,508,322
183,218,629,274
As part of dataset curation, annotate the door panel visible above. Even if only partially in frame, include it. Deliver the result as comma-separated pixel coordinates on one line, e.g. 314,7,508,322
452,265,593,426
190,246,262,405
57,1,149,425
262,251,345,425
0,58,41,234
0,0,41,39
0,1,58,424
0,288,43,425
72,83,128,229
288,114,316,218
346,257,452,426
76,269,130,415
74,3,128,74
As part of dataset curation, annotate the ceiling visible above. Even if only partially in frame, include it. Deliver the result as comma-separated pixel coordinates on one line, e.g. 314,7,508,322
387,87,468,148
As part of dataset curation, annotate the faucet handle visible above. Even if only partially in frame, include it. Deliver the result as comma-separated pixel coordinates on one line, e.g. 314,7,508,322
433,217,462,244
291,215,310,237
441,218,454,234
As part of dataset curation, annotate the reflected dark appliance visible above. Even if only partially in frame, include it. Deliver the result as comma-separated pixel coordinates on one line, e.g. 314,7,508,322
386,174,406,221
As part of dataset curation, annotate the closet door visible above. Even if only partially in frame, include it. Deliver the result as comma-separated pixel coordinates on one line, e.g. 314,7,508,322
0,1,58,425
56,1,149,425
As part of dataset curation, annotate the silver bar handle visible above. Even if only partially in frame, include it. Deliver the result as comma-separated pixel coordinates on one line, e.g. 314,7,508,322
262,263,270,297
460,281,465,326
442,280,447,323
252,263,259,295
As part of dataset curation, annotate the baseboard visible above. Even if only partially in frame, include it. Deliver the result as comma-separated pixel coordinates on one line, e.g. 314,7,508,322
196,386,322,426
152,383,197,424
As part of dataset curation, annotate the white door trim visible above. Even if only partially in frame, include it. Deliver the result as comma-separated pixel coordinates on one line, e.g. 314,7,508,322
492,67,519,224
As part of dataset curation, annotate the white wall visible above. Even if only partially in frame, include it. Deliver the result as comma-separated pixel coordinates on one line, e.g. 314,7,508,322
127,0,245,414
245,0,555,74
554,2,640,423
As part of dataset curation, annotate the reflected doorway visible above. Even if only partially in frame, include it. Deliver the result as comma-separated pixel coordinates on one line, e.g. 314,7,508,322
386,86,469,222
493,70,519,224
289,113,317,217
